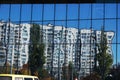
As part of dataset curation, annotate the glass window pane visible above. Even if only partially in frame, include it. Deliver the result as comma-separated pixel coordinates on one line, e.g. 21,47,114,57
0,76,12,80
0,4,9,21
118,45,120,62
105,19,116,44
92,20,103,30
43,21,54,26
118,4,120,18
80,4,91,19
118,19,120,43
32,21,42,25
15,77,23,80
80,20,91,29
105,4,116,18
55,21,65,26
21,4,31,21
112,44,117,64
24,78,32,80
105,19,116,31
44,4,54,20
68,4,78,19
67,21,78,28
92,4,104,19
32,4,42,21
56,4,66,20
11,4,20,21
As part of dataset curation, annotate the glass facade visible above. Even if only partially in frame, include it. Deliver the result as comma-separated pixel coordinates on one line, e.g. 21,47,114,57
0,2,119,80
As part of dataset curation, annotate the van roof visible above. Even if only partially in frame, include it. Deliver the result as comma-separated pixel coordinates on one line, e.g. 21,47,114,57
0,74,38,78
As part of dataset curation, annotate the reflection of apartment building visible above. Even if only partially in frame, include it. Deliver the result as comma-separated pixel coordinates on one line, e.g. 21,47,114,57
0,21,30,68
41,24,78,77
76,29,114,76
0,46,6,66
41,24,78,67
0,21,114,76
0,21,6,66
41,24,114,76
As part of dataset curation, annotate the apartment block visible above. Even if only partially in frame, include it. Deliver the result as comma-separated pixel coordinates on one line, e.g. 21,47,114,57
41,24,114,77
0,21,30,68
0,21,114,76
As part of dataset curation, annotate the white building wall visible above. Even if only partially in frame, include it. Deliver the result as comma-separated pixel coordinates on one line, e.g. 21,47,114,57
0,22,30,68
0,22,6,66
41,25,114,75
0,21,114,75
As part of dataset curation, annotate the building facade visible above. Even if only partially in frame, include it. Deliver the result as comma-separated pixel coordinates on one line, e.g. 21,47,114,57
41,24,114,77
0,21,30,68
0,21,6,66
0,21,114,76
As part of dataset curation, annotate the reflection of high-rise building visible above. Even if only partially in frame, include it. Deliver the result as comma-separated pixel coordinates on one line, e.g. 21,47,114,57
41,24,78,66
0,21,114,76
0,46,6,66
0,21,30,68
0,21,6,66
41,24,78,77
41,24,114,77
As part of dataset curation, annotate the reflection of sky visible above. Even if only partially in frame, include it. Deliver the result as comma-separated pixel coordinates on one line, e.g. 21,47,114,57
0,4,120,64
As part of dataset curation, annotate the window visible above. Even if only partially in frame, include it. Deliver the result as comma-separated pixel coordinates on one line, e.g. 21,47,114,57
23,38,27,41
15,77,23,80
34,78,39,80
0,76,12,80
24,78,33,80
108,35,112,39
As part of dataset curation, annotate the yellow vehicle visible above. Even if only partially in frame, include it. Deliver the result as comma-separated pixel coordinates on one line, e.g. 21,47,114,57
0,74,39,80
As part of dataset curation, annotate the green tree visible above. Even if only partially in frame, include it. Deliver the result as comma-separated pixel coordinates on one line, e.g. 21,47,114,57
68,61,78,80
62,63,68,80
68,61,73,80
95,27,113,80
20,63,31,75
81,72,101,80
0,42,7,74
28,24,45,77
109,63,120,80
0,62,11,74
